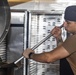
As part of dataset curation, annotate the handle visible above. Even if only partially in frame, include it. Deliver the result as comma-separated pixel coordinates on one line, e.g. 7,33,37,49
14,25,63,64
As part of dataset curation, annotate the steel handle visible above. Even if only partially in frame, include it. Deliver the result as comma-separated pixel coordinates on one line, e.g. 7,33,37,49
14,25,63,64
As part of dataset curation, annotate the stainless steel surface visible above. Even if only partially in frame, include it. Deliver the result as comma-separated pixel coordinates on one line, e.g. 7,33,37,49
6,11,27,75
14,25,63,64
6,25,24,75
11,12,25,24
0,0,10,43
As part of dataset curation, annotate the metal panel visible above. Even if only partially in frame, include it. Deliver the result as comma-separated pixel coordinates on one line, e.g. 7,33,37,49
6,11,26,75
24,11,67,75
23,11,30,75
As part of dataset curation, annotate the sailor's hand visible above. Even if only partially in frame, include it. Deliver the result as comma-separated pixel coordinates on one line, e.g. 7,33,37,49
51,26,62,40
23,48,34,59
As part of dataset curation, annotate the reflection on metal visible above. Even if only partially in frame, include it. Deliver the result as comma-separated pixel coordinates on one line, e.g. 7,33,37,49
6,24,24,75
11,12,25,24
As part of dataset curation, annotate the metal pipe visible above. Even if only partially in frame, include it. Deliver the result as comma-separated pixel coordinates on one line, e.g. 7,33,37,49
14,25,63,64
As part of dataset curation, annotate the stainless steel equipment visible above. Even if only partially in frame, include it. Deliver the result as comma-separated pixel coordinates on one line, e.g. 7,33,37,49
23,10,67,75
5,10,67,75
